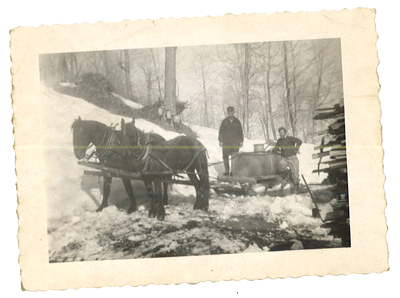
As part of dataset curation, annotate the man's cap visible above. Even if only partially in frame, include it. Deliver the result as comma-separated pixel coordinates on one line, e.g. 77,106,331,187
227,106,235,112
278,126,287,133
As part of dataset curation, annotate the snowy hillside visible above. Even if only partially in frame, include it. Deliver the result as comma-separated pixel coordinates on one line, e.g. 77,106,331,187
41,86,335,262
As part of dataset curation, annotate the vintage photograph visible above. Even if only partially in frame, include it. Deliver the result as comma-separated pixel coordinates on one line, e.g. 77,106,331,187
39,38,349,262
12,8,387,290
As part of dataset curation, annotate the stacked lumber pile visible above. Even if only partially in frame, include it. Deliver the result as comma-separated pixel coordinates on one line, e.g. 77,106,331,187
313,104,350,247
312,104,347,184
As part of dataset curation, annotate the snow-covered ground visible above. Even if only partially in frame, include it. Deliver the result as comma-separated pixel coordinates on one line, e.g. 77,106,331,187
42,86,336,262
111,92,144,109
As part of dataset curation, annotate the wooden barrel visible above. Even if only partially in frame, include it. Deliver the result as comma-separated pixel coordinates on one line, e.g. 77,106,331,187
231,152,280,178
253,144,266,152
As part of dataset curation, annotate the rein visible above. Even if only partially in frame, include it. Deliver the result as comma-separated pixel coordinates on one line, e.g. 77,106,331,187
127,130,152,161
95,124,118,160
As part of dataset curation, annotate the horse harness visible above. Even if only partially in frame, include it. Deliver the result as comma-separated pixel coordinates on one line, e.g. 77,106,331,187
129,133,206,178
84,123,122,163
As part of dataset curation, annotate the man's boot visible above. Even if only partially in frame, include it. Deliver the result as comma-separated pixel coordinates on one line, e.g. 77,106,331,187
281,178,289,189
280,169,290,189
223,159,230,176
292,184,299,195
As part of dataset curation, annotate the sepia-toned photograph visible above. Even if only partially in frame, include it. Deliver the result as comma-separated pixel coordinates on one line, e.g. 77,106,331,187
10,7,390,291
40,39,349,263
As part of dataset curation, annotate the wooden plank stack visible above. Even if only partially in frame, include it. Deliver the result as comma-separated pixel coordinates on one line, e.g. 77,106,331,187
313,103,350,247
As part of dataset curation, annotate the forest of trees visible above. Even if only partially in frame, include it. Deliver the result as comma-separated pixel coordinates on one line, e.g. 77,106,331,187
39,38,343,144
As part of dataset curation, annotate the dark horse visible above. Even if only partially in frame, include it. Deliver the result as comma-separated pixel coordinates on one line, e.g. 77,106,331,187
72,117,168,214
121,118,210,220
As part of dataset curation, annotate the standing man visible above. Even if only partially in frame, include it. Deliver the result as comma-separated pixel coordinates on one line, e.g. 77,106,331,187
272,127,302,194
218,106,244,176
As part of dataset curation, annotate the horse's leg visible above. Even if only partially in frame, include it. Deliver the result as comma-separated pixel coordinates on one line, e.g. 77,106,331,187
154,178,165,220
188,172,202,210
194,157,210,211
143,179,154,199
122,178,137,214
97,175,112,212
198,169,210,211
146,179,158,218
143,178,156,217
162,182,169,205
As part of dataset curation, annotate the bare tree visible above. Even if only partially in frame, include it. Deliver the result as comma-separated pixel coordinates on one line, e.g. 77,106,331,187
118,50,134,100
282,41,297,136
134,49,155,104
255,42,279,140
164,47,177,114
234,43,255,138
150,49,164,101
192,47,218,127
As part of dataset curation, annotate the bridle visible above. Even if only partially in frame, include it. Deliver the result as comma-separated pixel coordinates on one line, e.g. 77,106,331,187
78,123,120,163
95,124,118,160
123,127,151,162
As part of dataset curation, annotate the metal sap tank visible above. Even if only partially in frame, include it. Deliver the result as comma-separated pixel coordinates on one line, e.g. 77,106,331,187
231,151,281,178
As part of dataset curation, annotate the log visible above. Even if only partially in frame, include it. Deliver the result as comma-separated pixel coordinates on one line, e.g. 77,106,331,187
330,150,347,157
329,121,345,130
328,226,350,236
314,144,346,150
321,158,347,165
315,105,344,112
255,174,281,182
78,161,142,180
312,151,330,159
217,174,257,185
331,201,348,208
313,111,345,120
325,210,346,221
321,221,348,229
329,162,347,169
159,178,193,185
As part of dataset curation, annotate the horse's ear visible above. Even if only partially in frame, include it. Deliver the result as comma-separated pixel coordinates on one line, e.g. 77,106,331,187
121,118,125,130
131,117,135,126
78,116,81,121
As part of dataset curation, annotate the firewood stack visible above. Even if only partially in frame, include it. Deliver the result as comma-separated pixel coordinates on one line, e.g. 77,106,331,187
312,103,350,247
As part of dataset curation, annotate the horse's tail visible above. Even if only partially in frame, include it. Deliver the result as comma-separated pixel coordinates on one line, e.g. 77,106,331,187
196,139,210,188
198,145,210,209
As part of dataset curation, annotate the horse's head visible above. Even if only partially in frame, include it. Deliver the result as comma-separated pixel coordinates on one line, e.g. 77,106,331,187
121,118,140,149
71,117,91,160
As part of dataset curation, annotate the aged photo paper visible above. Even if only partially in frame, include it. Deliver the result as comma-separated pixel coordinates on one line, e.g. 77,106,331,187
11,8,387,290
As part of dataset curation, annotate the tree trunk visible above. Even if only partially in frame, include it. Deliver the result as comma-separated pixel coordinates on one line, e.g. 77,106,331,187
199,54,209,127
147,77,152,105
68,53,78,80
312,75,322,143
209,94,215,128
266,44,277,140
283,41,296,136
164,47,177,113
260,61,270,140
102,51,112,80
124,49,133,100
244,44,251,138
202,77,209,127
150,49,164,100
290,42,298,129
58,53,68,82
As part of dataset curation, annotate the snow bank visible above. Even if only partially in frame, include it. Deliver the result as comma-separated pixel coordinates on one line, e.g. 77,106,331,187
48,192,334,261
42,87,180,226
111,93,143,109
